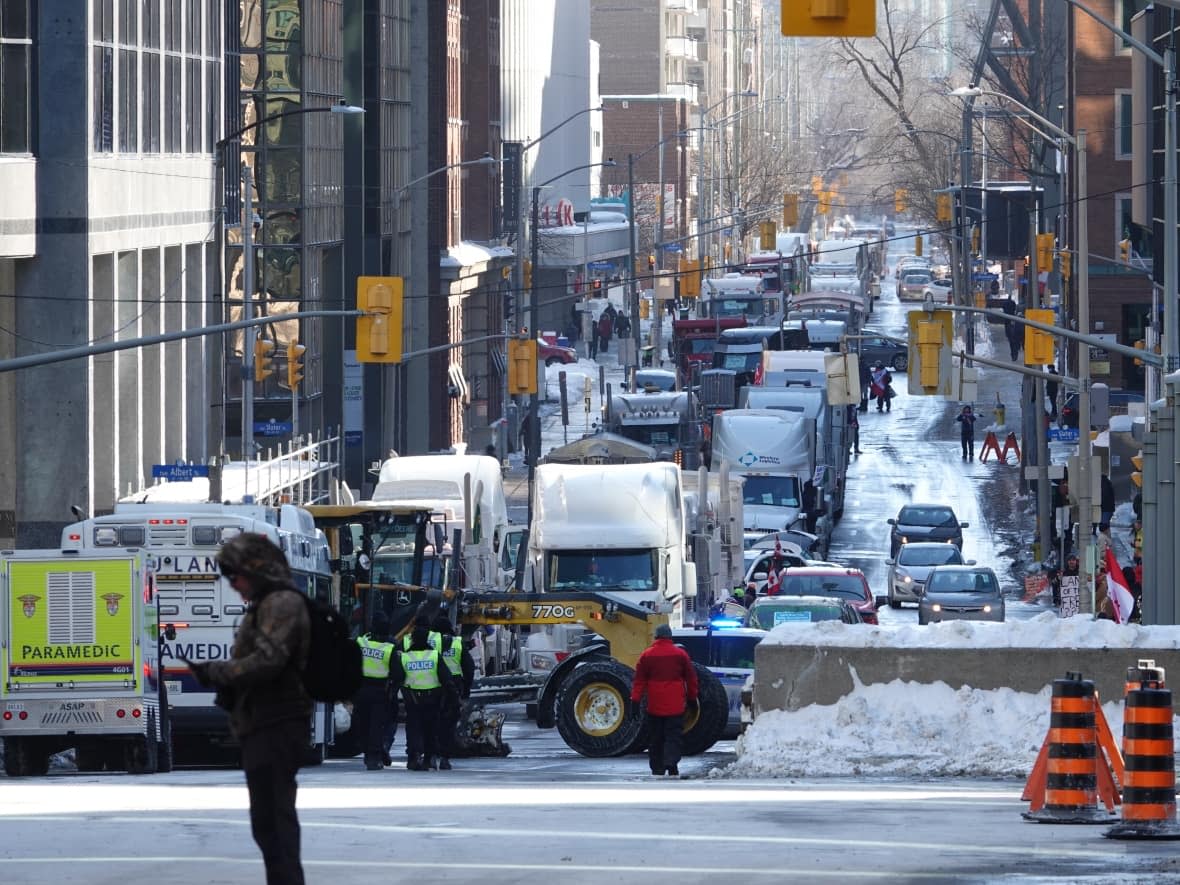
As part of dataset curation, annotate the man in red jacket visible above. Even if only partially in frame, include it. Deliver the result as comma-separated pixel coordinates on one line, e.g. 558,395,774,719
630,623,699,776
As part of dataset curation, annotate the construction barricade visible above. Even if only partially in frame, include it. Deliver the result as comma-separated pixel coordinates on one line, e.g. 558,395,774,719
1105,663,1180,840
1023,672,1121,823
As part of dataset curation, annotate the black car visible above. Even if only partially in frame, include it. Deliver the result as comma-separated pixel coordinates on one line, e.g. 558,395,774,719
887,504,968,558
1058,390,1145,429
859,334,907,372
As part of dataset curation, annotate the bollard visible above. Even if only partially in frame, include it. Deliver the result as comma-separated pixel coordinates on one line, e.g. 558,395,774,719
1105,681,1180,840
1023,673,1117,823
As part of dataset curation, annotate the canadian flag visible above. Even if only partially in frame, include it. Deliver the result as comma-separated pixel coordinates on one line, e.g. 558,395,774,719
765,568,781,596
774,538,783,559
753,360,764,386
1105,548,1135,625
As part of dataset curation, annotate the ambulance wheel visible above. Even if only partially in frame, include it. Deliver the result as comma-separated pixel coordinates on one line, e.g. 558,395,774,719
680,665,729,756
555,660,644,758
4,737,49,777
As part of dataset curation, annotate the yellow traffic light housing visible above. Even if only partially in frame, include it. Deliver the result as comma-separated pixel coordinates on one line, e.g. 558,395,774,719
1024,308,1056,366
906,309,953,396
506,337,537,395
1131,453,1143,488
679,258,700,298
254,339,275,382
1036,233,1055,269
356,275,404,364
286,340,306,390
759,220,777,251
1060,251,1072,281
782,0,876,37
523,260,533,291
894,189,908,214
971,225,981,255
1119,238,1131,264
935,193,953,223
783,193,799,228
914,235,923,258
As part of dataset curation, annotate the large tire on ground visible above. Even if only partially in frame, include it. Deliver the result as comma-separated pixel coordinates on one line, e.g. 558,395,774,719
124,721,158,775
680,664,729,756
155,685,173,773
555,660,645,758
4,737,49,777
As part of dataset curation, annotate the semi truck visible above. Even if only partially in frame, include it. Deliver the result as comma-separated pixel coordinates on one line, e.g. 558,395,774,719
0,549,169,776
602,387,699,468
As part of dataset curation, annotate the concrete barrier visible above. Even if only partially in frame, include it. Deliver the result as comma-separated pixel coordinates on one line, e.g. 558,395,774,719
753,645,1180,715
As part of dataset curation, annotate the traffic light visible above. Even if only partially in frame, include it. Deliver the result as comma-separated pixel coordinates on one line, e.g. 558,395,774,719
286,340,306,390
783,193,799,228
1131,453,1143,489
506,337,537,395
1060,250,1072,281
523,259,533,291
935,193,953,223
648,253,656,271
811,175,823,195
971,225,981,255
1119,238,1131,264
782,0,876,37
254,339,275,382
356,275,404,364
914,234,922,257
1036,233,1055,269
759,220,777,251
1024,308,1056,366
679,258,700,298
906,309,953,396
639,297,650,319
894,188,908,214
817,192,831,215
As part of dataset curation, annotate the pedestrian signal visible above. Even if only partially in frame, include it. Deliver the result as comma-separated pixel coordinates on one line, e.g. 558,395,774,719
254,339,275,382
356,276,404,364
506,337,537,395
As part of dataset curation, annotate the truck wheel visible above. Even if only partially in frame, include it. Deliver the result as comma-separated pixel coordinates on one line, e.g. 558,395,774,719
124,723,158,775
892,354,908,372
555,660,644,758
680,665,728,756
75,743,108,773
4,737,49,777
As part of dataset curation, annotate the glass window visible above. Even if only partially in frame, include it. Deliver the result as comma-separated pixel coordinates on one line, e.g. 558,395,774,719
118,48,138,152
2,0,30,38
206,0,221,56
186,0,200,53
1116,91,1133,160
205,59,219,153
94,0,114,41
164,54,181,151
143,51,161,152
0,41,30,152
185,56,200,152
118,0,137,44
142,0,159,48
93,46,114,152
165,0,181,50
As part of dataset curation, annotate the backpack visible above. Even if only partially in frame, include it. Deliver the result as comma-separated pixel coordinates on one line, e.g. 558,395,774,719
301,595,363,702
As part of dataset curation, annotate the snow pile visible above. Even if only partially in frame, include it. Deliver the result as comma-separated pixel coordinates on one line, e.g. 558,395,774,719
722,614,1180,779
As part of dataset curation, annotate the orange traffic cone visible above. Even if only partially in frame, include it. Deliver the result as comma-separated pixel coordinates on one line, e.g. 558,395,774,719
1106,675,1180,840
1023,673,1119,823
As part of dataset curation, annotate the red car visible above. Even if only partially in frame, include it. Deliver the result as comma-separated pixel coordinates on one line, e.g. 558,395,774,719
770,566,878,625
537,337,577,366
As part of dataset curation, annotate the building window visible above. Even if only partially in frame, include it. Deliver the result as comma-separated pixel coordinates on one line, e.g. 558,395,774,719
1118,1,1151,52
93,46,114,152
1116,193,1133,254
118,47,138,152
1115,90,1133,160
0,0,33,153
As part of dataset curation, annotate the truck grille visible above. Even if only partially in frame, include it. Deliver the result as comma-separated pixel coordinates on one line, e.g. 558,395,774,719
149,525,188,545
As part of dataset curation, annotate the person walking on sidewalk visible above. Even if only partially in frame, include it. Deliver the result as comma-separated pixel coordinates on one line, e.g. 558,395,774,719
630,623,699,777
847,404,861,454
869,363,893,413
955,404,977,461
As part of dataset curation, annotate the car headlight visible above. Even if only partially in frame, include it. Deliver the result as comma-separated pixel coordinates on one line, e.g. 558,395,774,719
901,536,909,545
931,603,941,612
982,604,992,613
901,574,912,584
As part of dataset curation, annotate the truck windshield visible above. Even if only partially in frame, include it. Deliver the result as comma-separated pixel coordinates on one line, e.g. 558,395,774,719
372,552,448,588
546,549,658,591
708,297,766,319
742,475,801,508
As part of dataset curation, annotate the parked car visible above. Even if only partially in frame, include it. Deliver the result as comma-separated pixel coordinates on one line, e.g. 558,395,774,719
922,278,953,301
771,566,878,624
537,337,577,366
672,626,766,739
859,334,908,372
747,529,825,559
917,565,1005,625
744,595,863,629
898,270,933,301
888,504,968,558
1058,390,1145,429
886,542,970,608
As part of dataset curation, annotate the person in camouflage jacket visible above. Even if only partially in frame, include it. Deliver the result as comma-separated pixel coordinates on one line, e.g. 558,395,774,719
188,532,310,885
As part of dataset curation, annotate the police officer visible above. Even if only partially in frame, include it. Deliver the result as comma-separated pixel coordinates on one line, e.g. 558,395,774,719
354,611,397,770
398,623,457,771
431,615,474,768
401,613,440,652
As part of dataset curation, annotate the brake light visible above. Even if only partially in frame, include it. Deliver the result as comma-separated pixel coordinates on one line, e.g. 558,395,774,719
18,711,27,720
555,652,570,663
132,708,142,718
68,533,81,541
2,711,10,721
116,709,126,718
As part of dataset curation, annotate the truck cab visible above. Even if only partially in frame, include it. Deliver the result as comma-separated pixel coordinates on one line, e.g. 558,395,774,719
671,316,747,386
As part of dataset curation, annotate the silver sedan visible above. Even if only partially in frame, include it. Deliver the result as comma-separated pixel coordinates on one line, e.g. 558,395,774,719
886,542,969,608
917,565,1006,625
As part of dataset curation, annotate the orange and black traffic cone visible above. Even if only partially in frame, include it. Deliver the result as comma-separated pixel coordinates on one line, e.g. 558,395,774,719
1105,677,1180,840
1023,673,1118,823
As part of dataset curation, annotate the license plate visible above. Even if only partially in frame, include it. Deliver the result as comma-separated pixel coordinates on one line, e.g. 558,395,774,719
165,681,183,694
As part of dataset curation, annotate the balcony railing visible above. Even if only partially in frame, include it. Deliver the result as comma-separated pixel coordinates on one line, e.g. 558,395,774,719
665,35,698,61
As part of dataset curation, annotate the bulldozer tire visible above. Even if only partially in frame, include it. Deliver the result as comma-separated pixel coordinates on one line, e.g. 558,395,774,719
4,737,49,777
680,664,728,756
555,660,644,758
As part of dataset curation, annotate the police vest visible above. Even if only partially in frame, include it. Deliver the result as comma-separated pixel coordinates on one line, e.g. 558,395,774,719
401,647,443,690
439,634,462,677
402,631,440,652
357,635,395,679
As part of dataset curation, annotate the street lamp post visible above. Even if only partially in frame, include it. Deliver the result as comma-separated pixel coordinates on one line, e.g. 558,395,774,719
954,85,1093,612
215,100,364,463
526,160,618,528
